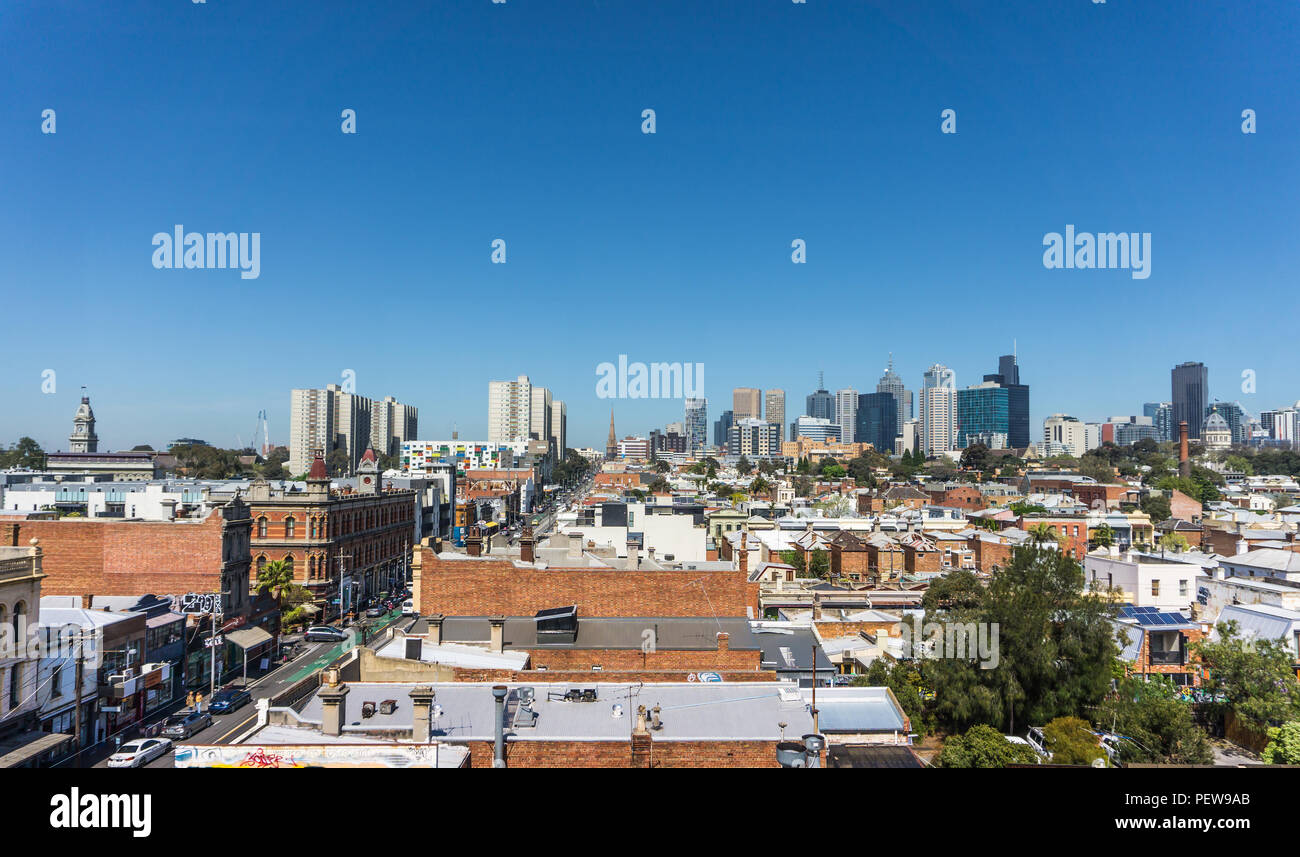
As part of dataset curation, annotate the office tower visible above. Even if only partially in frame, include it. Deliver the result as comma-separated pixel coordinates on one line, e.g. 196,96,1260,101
765,390,786,443
729,418,781,458
957,382,1010,449
876,356,912,439
790,416,842,444
489,375,533,442
1144,402,1174,442
1044,414,1088,458
550,401,567,457
835,388,858,444
684,398,708,455
982,352,1029,449
714,410,734,448
1171,362,1209,440
1101,416,1162,446
856,392,898,453
919,365,958,455
805,372,835,421
733,387,762,421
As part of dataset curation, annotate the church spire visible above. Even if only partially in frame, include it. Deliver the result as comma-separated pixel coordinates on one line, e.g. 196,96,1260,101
605,409,618,461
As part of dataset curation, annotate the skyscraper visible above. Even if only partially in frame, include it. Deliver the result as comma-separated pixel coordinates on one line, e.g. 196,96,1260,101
1144,401,1173,442
806,372,835,421
291,384,418,474
732,387,762,421
957,382,1010,448
835,388,858,444
765,390,786,443
684,397,708,455
856,392,898,453
714,410,734,448
1171,362,1209,440
982,352,1029,449
876,356,911,441
550,401,567,457
919,364,958,455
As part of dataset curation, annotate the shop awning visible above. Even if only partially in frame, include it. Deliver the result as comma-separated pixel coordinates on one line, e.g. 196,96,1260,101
0,730,74,768
225,626,274,650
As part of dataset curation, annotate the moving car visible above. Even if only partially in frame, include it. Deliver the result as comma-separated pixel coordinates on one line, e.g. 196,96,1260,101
161,709,213,740
364,605,384,618
107,737,173,768
304,625,349,642
401,599,415,616
209,687,253,714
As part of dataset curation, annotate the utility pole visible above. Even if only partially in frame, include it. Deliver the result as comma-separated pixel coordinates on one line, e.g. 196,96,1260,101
334,552,353,622
72,633,86,768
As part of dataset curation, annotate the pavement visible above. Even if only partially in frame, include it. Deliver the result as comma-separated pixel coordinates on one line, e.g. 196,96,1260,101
92,609,409,769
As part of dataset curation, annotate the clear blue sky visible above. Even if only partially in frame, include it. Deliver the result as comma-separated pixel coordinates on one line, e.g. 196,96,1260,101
2,0,1296,451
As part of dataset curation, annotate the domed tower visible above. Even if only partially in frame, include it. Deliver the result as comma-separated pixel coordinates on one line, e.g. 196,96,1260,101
69,390,98,453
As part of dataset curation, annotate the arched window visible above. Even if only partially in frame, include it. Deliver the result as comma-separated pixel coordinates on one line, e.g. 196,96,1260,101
257,516,268,538
285,516,296,539
283,556,294,578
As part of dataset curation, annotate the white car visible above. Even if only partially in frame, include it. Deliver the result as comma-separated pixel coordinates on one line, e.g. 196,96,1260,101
401,599,415,616
107,737,173,768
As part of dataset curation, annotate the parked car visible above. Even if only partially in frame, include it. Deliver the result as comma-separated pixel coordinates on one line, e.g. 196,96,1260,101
162,709,213,740
364,605,384,618
107,737,173,768
304,625,349,642
209,687,253,714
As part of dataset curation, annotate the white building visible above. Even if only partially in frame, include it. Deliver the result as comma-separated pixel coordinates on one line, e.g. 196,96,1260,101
835,389,858,444
290,384,417,475
1043,413,1089,458
1084,552,1200,611
919,365,958,455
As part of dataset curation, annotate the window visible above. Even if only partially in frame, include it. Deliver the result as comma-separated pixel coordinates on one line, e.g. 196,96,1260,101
285,517,296,538
1179,580,1188,597
1151,579,1160,597
51,663,63,697
257,517,267,538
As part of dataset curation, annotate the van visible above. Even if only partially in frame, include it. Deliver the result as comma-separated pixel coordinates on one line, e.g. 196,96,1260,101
401,599,415,616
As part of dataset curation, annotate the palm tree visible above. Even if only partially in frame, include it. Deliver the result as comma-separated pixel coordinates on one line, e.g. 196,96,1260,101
1091,523,1114,550
1027,523,1060,546
749,475,772,497
256,559,304,628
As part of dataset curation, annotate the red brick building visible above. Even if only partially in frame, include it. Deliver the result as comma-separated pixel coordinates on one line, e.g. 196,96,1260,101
247,450,415,616
1016,516,1089,561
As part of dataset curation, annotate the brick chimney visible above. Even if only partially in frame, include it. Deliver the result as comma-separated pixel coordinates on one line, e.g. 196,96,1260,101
427,614,444,646
631,705,653,768
4,523,18,547
812,595,823,621
319,683,349,737
716,631,729,652
519,527,535,563
488,615,506,653
1178,421,1190,479
465,525,483,557
409,686,436,743
738,540,749,576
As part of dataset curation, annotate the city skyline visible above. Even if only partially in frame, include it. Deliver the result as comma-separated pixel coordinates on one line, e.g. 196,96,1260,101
2,2,1296,451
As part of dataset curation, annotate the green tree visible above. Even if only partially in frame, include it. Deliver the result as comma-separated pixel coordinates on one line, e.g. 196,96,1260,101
1026,522,1060,545
1141,493,1172,523
937,724,1042,768
1262,721,1300,765
654,459,672,473
960,443,991,474
921,547,1119,733
1042,716,1107,765
1091,523,1114,550
748,475,772,497
1094,675,1213,764
1193,621,1300,733
647,476,671,494
0,437,47,469
736,455,752,476
256,559,308,630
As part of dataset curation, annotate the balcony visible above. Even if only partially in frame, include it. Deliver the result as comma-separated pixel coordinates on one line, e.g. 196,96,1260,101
1148,649,1185,666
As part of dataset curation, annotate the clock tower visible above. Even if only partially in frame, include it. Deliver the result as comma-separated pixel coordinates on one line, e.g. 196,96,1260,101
69,390,99,453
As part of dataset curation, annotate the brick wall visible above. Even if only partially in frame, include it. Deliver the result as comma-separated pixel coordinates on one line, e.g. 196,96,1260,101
414,549,759,617
520,646,761,672
466,738,792,768
11,509,236,598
